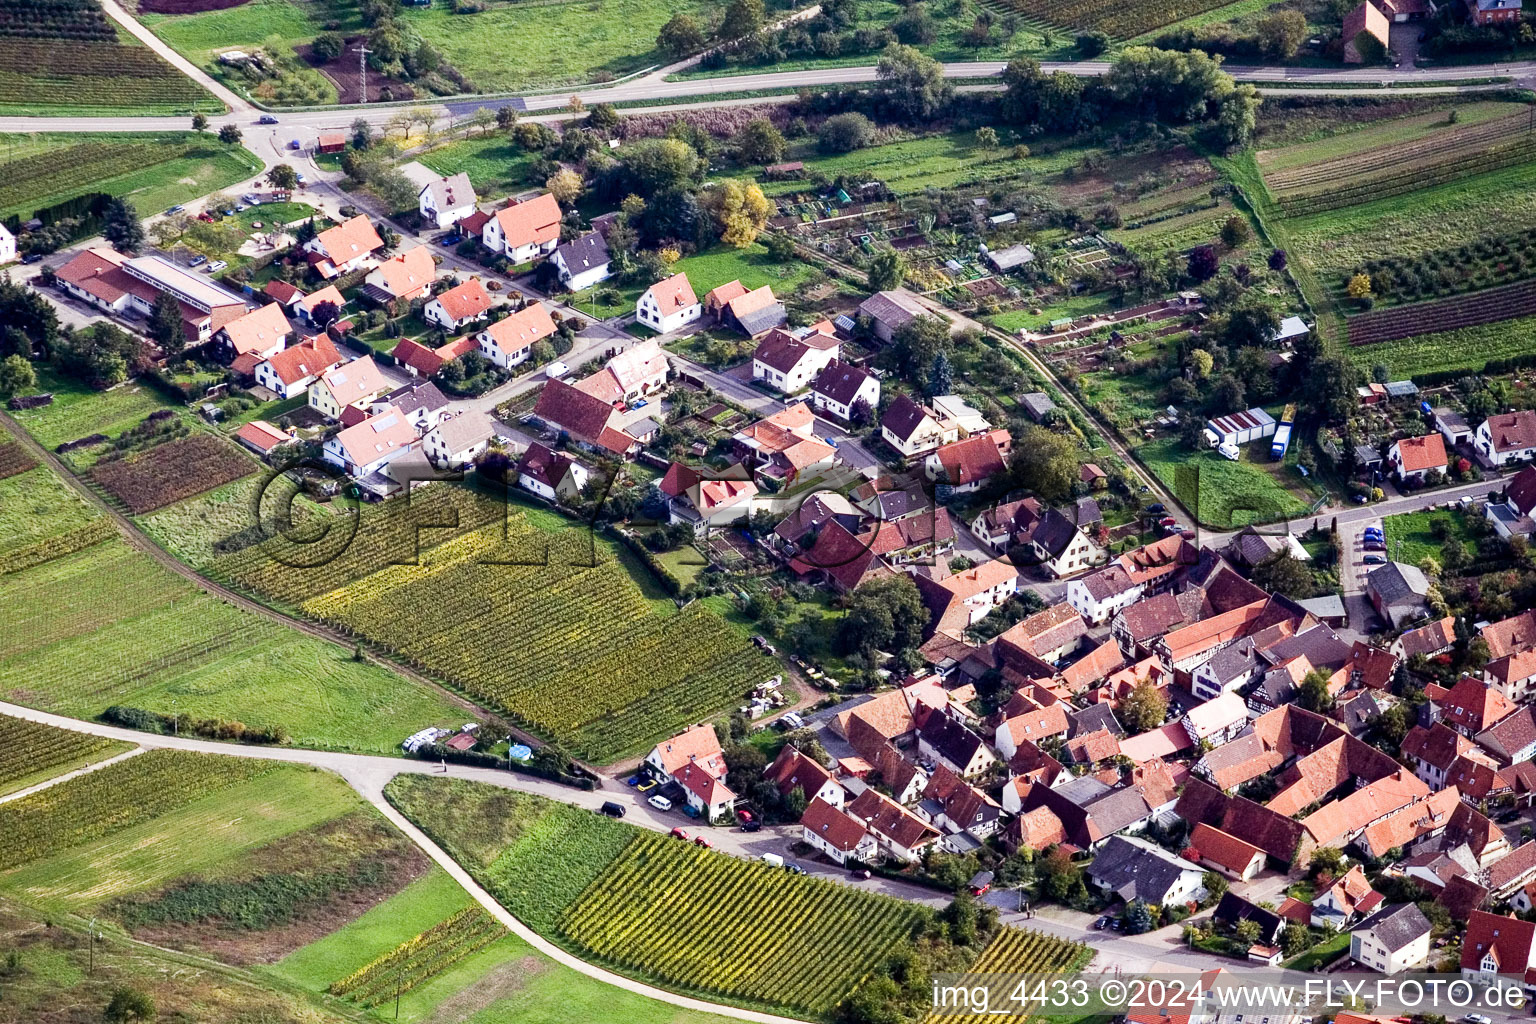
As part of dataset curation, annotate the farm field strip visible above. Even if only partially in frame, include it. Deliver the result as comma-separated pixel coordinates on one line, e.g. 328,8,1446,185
989,0,1236,39
918,927,1088,1024
0,714,132,797
330,906,504,1006
0,465,101,563
1275,134,1536,217
1264,110,1536,192
90,432,255,514
1342,312,1536,378
1256,101,1529,173
1345,277,1536,346
561,831,924,1016
0,748,277,873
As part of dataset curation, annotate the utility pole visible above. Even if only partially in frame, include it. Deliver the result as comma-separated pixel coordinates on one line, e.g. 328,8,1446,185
353,45,373,104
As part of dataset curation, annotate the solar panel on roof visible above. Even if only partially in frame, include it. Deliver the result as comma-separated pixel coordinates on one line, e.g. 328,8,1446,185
374,414,398,430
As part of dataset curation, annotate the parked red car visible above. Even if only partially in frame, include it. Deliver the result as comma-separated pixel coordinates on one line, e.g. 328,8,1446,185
693,836,713,849
669,827,689,840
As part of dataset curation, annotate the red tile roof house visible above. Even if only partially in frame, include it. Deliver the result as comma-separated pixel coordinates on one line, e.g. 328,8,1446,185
643,723,736,821
845,787,942,863
731,403,835,484
475,303,557,371
1478,705,1536,766
750,325,840,394
1482,609,1536,701
1391,615,1456,662
765,744,845,809
1185,821,1266,881
321,404,418,480
800,796,878,864
924,429,1011,495
296,284,347,328
1342,0,1391,62
363,245,436,305
1311,864,1384,928
254,334,343,399
233,419,293,459
1402,721,1480,788
424,278,495,331
54,248,248,345
303,215,384,278
1436,674,1518,738
1476,409,1536,468
577,338,670,403
1462,911,1536,986
635,273,702,334
515,441,591,502
913,558,1021,639
392,336,477,379
212,301,292,365
532,379,638,458
481,193,562,264
307,354,389,422
1389,433,1448,484
707,281,787,338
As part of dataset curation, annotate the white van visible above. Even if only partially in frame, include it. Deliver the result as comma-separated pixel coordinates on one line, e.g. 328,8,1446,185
647,794,672,812
546,360,570,379
761,853,785,868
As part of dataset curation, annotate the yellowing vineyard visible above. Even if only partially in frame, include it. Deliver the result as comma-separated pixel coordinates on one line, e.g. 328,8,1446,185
217,490,772,761
560,832,926,1016
0,714,126,794
919,926,1090,1023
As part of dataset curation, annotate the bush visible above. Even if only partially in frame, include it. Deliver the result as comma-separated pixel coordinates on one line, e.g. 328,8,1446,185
817,112,875,153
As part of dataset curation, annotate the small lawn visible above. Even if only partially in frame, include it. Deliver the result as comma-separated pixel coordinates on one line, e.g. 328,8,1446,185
671,242,822,297
1382,508,1480,568
1284,930,1350,972
989,291,1120,335
1138,436,1311,528
418,134,540,200
567,281,644,320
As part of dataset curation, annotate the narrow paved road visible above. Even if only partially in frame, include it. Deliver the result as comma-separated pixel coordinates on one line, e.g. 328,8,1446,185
98,0,250,113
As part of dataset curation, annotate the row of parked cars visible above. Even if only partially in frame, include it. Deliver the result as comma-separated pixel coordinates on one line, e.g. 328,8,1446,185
1362,523,1386,565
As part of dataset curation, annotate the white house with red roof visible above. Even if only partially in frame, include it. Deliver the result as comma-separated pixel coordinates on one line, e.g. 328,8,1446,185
308,354,390,421
233,419,293,460
801,797,878,864
303,215,384,278
424,278,494,331
213,301,291,365
924,429,1012,493
363,246,436,304
576,339,670,403
1312,865,1383,928
254,334,344,399
0,224,15,266
1477,410,1536,468
636,273,702,334
1389,433,1448,484
1462,910,1536,987
296,284,347,328
477,303,557,370
644,723,736,821
482,193,561,262
322,404,418,479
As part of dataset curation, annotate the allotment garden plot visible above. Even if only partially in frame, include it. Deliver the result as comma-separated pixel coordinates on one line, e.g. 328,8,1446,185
212,485,774,762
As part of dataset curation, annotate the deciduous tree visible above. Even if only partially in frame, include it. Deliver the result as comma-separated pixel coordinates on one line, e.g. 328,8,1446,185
1120,679,1168,734
705,179,771,247
658,12,707,57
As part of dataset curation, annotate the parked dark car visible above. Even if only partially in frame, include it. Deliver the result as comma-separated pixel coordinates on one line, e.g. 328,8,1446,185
1147,503,1166,514
599,801,626,818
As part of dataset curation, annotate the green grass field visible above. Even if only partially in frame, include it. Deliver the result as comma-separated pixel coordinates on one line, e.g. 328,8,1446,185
763,128,1076,196
1344,314,1536,379
7,368,182,450
418,133,542,199
1382,508,1480,567
0,535,468,754
1,764,356,918
0,466,100,561
271,865,739,1024
671,242,821,297
0,134,260,222
1138,437,1312,528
